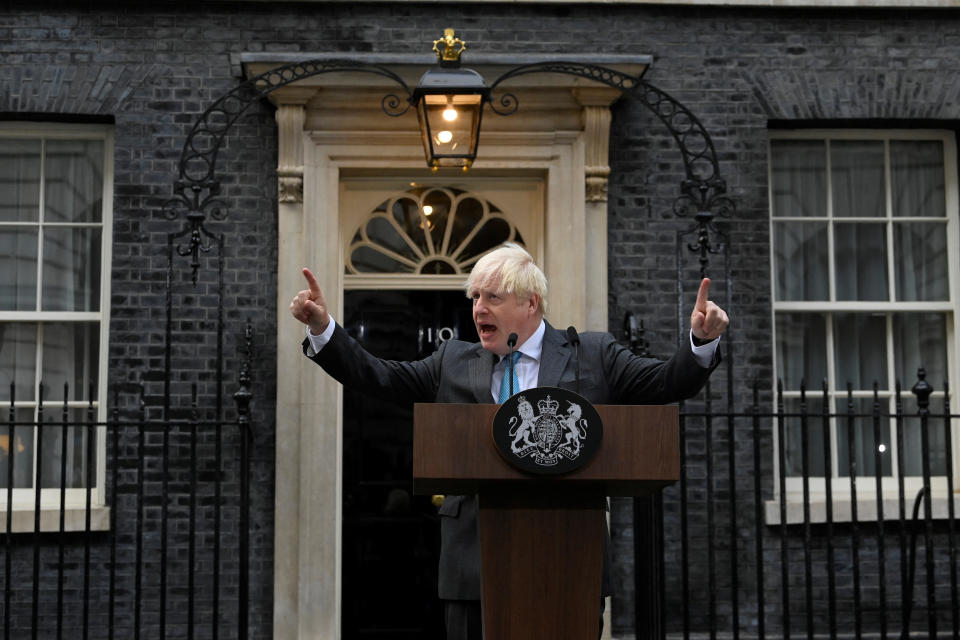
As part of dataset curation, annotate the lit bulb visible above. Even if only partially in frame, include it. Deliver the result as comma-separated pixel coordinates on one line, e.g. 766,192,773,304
442,106,458,122
423,205,433,216
878,444,887,453
436,130,453,144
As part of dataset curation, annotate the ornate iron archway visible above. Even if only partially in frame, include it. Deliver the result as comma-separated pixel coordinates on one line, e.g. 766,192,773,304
162,52,737,640
163,57,734,283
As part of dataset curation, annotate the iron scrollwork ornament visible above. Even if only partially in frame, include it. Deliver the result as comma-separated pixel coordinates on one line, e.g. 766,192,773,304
167,60,414,283
168,42,735,281
485,60,735,272
163,180,227,284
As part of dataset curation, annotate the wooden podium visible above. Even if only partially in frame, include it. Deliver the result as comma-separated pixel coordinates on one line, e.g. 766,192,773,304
413,402,679,640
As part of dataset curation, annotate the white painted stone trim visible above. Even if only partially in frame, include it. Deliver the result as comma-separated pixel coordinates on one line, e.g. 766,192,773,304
766,493,960,525
267,62,623,640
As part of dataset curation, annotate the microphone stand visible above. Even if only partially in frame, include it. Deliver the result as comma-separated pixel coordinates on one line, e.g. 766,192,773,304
566,326,581,395
507,332,519,398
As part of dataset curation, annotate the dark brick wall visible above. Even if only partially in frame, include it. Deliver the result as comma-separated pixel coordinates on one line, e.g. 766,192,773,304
603,7,960,637
2,3,283,637
2,2,960,638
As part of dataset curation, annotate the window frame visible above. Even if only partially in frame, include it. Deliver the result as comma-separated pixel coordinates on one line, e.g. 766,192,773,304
0,122,113,522
768,128,960,508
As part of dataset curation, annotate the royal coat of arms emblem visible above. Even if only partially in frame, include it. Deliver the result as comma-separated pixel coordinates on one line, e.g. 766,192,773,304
492,387,602,475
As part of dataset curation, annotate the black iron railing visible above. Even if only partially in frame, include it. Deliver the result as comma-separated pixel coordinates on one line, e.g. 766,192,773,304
646,372,959,640
1,375,253,640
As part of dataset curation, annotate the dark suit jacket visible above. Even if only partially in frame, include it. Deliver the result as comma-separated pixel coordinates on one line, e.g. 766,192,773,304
305,320,718,600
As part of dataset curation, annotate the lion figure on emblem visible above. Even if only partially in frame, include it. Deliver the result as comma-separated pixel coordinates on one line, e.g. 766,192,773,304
508,396,537,454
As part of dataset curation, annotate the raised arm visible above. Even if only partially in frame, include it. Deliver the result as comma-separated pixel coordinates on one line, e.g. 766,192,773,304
689,278,729,342
290,267,330,335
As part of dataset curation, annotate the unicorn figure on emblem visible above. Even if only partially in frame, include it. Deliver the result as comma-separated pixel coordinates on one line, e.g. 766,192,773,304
560,401,588,456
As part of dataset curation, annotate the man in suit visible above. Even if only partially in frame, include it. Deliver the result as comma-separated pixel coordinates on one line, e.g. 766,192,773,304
290,243,728,640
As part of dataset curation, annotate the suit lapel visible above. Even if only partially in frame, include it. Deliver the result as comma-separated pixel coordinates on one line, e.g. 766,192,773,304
537,322,572,388
467,322,571,401
468,344,495,403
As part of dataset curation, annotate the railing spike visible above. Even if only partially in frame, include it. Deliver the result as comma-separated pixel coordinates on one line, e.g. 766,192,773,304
912,367,933,410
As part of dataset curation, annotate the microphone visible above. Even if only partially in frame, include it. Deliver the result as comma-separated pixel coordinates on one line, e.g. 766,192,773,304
507,333,519,397
566,326,581,395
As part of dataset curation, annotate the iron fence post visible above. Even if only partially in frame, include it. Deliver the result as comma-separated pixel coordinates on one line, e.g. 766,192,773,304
911,368,936,637
233,323,254,640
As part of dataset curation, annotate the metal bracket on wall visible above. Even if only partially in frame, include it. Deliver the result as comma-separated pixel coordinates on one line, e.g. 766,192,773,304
167,58,735,281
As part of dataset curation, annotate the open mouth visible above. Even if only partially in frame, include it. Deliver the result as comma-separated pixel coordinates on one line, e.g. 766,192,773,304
478,323,497,337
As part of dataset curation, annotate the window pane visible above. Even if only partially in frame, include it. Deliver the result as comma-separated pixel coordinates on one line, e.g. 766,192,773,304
781,397,826,477
422,189,452,252
831,140,885,218
39,410,95,489
770,139,826,218
41,323,99,401
776,313,827,390
897,397,947,476
365,216,417,263
893,313,947,391
44,139,104,223
835,398,892,478
350,245,415,274
0,324,37,402
834,313,888,390
0,408,35,488
42,227,102,312
773,221,828,301
894,222,948,301
389,196,429,256
0,139,41,222
459,216,511,263
0,227,39,310
891,140,945,218
448,195,485,254
835,222,888,300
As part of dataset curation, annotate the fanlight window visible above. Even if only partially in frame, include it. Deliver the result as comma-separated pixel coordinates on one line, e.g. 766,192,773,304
346,186,524,274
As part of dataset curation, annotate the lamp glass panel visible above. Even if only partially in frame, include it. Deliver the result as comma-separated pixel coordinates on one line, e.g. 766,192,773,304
420,94,481,167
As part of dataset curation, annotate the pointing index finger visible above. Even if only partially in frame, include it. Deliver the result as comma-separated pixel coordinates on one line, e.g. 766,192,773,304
695,277,711,311
302,267,321,297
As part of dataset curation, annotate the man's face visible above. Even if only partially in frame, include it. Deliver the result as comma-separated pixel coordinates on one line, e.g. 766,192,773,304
470,285,540,356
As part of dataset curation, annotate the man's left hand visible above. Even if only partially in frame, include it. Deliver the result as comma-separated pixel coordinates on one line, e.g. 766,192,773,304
690,278,729,342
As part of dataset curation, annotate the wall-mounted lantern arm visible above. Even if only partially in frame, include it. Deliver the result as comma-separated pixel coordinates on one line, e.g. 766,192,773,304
167,31,736,283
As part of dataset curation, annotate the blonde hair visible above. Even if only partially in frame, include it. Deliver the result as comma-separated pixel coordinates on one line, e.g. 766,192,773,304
465,243,548,315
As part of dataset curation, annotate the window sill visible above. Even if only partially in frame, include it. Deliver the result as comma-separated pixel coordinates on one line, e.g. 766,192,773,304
765,494,960,526
1,507,111,534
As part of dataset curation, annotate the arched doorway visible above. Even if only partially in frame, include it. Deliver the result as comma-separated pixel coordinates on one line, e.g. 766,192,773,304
264,59,633,638
338,180,538,637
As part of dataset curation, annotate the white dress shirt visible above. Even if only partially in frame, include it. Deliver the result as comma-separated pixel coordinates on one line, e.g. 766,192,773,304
489,320,546,402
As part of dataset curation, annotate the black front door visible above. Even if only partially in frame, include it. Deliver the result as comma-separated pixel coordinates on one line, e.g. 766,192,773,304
341,290,478,640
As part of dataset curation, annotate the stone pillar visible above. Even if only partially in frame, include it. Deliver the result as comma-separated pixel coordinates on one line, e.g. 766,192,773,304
574,88,621,640
574,88,619,333
271,93,343,640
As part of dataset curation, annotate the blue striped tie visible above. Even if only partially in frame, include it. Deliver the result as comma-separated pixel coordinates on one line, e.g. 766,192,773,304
498,351,522,403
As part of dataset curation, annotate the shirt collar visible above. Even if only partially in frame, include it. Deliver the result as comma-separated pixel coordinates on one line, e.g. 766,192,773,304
500,319,545,364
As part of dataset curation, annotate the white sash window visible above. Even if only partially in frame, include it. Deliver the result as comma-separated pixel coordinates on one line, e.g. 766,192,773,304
769,130,959,505
0,124,112,527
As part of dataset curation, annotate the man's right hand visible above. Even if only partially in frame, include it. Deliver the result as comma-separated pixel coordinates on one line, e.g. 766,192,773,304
290,267,330,335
